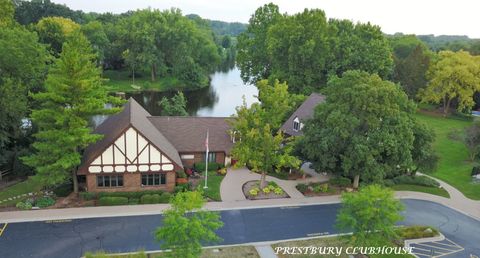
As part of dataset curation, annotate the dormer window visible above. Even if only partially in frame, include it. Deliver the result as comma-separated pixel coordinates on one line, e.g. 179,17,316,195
293,117,300,131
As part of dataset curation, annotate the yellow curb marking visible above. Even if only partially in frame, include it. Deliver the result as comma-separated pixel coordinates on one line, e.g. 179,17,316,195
0,223,8,237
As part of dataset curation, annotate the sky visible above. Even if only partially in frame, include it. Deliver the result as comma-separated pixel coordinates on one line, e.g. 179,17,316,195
51,0,480,38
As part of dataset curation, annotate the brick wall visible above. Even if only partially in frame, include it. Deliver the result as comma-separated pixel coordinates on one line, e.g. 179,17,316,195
180,152,226,168
86,171,176,192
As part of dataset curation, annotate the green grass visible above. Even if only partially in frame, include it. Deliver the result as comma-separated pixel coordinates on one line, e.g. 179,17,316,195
0,177,44,206
103,70,184,92
414,112,480,200
391,184,450,198
199,173,224,201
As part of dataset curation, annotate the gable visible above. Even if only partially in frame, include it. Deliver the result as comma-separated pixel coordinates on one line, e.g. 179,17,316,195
87,127,175,173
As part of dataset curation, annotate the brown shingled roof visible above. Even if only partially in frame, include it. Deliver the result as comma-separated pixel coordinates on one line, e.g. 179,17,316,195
280,93,325,136
148,116,234,154
78,98,183,174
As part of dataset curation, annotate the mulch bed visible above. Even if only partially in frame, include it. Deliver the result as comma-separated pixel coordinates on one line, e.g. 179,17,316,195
243,180,289,200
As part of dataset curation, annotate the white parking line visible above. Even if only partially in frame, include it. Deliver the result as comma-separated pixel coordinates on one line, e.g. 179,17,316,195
411,238,465,258
0,223,7,237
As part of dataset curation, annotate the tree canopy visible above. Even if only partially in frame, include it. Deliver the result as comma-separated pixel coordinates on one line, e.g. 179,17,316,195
155,191,223,258
336,185,404,246
158,92,189,116
22,32,122,192
230,80,301,188
418,50,480,114
237,3,393,94
297,71,436,187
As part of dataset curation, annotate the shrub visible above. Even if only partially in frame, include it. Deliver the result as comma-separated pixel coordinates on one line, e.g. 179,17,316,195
397,226,438,239
329,177,352,187
80,192,97,201
296,183,308,193
392,175,439,187
472,166,480,176
16,201,32,210
249,187,259,196
174,183,190,193
268,181,278,187
129,198,140,205
262,187,271,194
159,192,171,203
141,194,161,204
35,196,55,208
273,187,284,195
217,167,227,175
53,183,72,197
98,197,128,206
383,179,395,187
312,183,328,193
194,162,224,172
176,170,187,178
268,184,276,191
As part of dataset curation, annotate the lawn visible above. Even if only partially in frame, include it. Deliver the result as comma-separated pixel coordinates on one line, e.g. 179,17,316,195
199,173,224,201
0,177,44,206
414,112,480,200
103,70,194,93
391,184,450,198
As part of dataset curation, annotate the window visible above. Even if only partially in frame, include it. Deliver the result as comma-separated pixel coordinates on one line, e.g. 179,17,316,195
293,117,300,131
142,173,166,186
204,152,216,163
97,175,123,187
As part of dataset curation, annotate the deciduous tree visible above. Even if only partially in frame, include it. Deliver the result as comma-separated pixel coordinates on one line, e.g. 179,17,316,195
35,16,81,55
465,122,480,161
23,32,122,193
298,71,435,188
155,191,223,258
336,185,404,246
418,50,480,115
158,91,189,116
230,80,301,188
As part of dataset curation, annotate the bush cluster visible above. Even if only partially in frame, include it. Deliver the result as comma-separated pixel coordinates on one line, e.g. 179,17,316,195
53,183,72,197
36,196,55,208
98,197,129,206
392,175,440,187
397,226,438,239
174,183,191,193
472,166,480,176
194,162,224,172
140,193,171,204
329,177,352,187
296,183,308,193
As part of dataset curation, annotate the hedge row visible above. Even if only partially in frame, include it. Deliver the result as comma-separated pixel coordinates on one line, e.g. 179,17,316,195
140,193,171,204
80,190,167,201
98,197,129,206
194,162,224,172
392,175,440,187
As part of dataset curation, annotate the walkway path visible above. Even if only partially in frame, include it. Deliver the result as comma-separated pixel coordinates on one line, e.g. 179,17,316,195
254,245,278,258
220,166,329,202
0,170,479,223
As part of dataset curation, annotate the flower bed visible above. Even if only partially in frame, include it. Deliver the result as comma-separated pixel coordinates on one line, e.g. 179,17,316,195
243,181,289,200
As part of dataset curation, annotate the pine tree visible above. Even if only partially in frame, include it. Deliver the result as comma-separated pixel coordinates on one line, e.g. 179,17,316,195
23,31,123,193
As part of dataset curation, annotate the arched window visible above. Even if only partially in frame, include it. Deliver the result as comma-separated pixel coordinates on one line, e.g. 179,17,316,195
293,117,300,131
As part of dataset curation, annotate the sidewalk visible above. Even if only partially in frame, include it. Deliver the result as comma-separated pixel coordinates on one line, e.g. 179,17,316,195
220,166,329,201
1,171,479,223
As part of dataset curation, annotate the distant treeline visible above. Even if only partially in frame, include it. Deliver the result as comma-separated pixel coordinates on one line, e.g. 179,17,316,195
12,0,240,88
391,33,480,54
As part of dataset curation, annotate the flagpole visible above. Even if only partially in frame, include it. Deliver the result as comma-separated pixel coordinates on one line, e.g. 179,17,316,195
204,130,209,189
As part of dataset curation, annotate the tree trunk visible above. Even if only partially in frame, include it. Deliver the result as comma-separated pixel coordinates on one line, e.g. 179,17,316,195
260,172,267,189
353,174,360,189
151,63,156,82
132,67,135,86
444,97,452,116
72,169,79,194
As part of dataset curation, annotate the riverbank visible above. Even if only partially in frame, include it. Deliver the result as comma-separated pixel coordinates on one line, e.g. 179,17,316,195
103,70,210,93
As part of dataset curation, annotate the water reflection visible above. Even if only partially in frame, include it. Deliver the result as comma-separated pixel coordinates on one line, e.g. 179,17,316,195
128,67,258,117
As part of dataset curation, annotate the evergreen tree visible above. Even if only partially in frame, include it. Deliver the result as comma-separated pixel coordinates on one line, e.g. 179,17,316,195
23,31,123,193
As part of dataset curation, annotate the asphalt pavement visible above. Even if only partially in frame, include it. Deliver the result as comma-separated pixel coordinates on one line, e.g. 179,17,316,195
0,199,479,258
